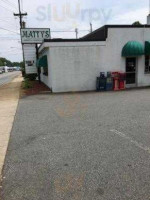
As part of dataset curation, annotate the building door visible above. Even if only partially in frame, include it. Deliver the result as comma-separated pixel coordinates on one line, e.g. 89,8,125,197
126,57,136,86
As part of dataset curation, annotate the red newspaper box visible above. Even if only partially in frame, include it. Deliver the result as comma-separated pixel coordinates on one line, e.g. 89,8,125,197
119,72,126,90
112,72,120,91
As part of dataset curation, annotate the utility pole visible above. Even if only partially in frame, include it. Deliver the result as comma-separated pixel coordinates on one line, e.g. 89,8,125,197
75,28,78,39
14,0,27,29
14,0,27,77
90,23,93,33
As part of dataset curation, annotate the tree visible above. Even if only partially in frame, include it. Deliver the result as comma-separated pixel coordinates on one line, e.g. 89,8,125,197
20,61,25,69
0,60,3,66
0,57,23,67
0,57,12,66
12,62,21,67
132,21,142,26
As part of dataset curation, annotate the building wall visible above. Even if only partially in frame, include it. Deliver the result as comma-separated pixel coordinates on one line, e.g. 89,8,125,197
39,27,150,92
48,42,106,93
137,56,150,86
107,28,150,87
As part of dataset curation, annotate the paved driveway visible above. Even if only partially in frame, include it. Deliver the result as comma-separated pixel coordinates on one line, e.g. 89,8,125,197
1,89,150,200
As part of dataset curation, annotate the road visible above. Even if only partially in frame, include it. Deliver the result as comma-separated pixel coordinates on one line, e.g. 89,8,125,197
0,72,21,86
1,89,150,199
0,75,22,181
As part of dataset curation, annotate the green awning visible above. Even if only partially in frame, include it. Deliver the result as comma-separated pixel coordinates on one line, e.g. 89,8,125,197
37,55,48,68
122,41,144,57
145,41,150,55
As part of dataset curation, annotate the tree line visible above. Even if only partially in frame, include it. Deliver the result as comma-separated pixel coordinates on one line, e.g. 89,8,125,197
0,57,24,68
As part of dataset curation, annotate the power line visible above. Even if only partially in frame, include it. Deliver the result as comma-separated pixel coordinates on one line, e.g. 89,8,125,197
0,18,20,32
80,30,90,32
14,17,19,32
14,0,27,28
51,30,90,33
2,0,18,7
0,27,20,35
0,36,20,38
0,33,19,36
14,0,27,66
0,18,18,26
0,21,19,30
0,49,21,54
21,0,23,12
6,0,18,7
0,18,15,23
1,0,18,10
0,3,15,13
51,30,75,33
0,16,16,20
0,16,20,26
0,38,20,41
0,52,22,56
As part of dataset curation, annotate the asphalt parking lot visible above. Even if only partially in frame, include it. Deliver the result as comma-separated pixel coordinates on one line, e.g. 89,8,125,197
1,89,150,200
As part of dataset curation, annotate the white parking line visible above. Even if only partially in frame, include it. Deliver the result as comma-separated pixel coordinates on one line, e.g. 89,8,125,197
110,129,150,154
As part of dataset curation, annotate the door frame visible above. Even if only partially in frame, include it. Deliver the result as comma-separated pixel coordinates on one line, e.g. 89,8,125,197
125,57,138,88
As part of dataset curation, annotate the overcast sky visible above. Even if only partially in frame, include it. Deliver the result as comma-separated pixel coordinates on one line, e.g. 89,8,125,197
0,0,149,62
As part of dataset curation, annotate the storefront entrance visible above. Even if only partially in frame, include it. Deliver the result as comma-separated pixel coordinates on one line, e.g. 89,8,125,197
126,57,137,86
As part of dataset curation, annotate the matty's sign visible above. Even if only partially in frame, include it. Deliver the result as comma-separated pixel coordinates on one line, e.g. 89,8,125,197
21,28,50,44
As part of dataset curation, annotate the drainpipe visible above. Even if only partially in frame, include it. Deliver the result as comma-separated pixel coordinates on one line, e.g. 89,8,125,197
36,44,41,83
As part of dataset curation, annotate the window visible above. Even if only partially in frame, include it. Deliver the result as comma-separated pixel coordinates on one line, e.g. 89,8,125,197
43,66,48,76
26,60,34,67
145,56,150,74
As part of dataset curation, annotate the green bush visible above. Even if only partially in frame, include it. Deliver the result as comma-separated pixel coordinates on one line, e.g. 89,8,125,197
23,78,32,89
25,74,37,81
21,68,25,77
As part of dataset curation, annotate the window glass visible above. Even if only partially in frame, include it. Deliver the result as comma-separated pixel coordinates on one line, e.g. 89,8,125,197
145,56,150,73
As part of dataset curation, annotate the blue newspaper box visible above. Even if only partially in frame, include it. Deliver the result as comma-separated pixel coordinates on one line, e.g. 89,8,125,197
96,77,100,91
99,72,106,91
106,72,113,91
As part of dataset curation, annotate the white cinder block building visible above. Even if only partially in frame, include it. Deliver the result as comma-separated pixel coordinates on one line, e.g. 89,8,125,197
38,21,150,93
